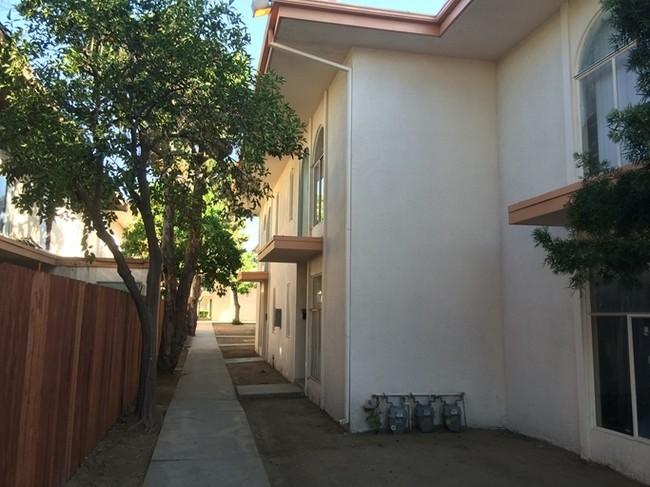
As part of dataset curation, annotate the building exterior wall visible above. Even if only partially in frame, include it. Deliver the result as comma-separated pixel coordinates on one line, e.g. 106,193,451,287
52,264,148,291
497,6,581,451
263,155,301,380
498,1,650,483
198,288,259,323
256,1,650,481
347,48,506,432
320,68,349,423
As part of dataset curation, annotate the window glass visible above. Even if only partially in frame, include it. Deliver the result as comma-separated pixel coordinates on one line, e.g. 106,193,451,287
299,152,310,236
632,318,650,439
578,14,640,169
592,316,633,435
591,273,650,438
312,129,325,227
579,14,615,72
581,63,617,164
590,272,650,313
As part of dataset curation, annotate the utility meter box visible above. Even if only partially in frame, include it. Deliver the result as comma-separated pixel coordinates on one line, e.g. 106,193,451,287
387,405,407,434
442,402,462,432
414,404,434,433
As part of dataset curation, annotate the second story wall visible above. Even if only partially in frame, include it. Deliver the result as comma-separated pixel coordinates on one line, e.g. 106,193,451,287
347,47,505,430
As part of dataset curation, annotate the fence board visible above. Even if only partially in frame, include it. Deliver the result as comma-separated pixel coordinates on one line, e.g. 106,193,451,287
0,265,33,487
0,263,151,487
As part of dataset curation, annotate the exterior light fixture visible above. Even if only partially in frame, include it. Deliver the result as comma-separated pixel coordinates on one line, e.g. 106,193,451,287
251,0,272,17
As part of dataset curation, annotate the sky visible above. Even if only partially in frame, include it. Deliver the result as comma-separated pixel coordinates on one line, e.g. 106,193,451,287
0,0,450,68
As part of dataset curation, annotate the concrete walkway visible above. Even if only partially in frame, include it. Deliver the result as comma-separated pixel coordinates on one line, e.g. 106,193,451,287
143,322,270,487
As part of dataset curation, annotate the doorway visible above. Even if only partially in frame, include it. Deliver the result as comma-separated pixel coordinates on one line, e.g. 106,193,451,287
306,274,322,404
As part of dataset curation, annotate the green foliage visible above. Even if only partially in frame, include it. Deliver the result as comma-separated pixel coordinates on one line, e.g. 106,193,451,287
365,407,382,431
0,0,305,423
533,0,650,291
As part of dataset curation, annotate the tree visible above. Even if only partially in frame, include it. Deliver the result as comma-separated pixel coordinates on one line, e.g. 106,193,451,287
230,249,256,325
533,0,650,291
0,0,304,427
123,194,246,372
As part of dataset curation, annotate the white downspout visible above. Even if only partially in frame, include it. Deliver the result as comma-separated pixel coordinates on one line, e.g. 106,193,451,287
268,42,353,426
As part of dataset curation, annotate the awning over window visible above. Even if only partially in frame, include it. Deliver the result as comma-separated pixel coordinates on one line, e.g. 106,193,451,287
507,181,581,226
257,235,323,263
237,271,269,282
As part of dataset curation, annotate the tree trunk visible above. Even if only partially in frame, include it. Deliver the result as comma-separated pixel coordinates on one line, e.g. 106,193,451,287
158,197,178,375
76,140,161,429
232,286,241,324
133,147,162,429
169,220,201,369
79,187,161,429
187,276,201,336
163,178,205,373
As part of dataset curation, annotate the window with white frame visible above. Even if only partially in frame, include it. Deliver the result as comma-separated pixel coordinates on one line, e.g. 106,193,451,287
299,151,310,236
312,128,325,227
578,13,641,171
591,275,650,439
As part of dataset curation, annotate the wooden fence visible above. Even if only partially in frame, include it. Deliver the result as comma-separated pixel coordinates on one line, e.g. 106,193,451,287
0,263,149,486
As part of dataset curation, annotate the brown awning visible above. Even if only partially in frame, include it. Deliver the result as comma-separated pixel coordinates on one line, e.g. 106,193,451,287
237,271,269,282
507,181,581,226
257,235,323,263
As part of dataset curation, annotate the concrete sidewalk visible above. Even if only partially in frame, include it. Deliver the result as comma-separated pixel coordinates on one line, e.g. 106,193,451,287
143,322,270,487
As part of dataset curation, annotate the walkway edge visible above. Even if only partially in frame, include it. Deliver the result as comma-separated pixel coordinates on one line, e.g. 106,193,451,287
143,322,270,487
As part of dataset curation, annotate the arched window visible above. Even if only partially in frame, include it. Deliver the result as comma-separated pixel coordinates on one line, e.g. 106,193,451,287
578,13,641,169
312,128,325,227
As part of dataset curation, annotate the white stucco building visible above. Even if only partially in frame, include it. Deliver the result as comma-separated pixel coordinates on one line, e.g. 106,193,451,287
245,0,650,483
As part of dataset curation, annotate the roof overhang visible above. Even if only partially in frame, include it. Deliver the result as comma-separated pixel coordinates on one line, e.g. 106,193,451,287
0,235,57,270
508,181,581,226
0,234,149,271
237,271,269,282
259,0,567,121
257,235,323,263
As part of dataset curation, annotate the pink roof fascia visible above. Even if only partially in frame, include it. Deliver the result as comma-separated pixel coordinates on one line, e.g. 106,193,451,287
260,0,473,73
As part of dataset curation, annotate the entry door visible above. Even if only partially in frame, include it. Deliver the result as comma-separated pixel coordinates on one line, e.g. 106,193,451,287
307,274,322,404
258,283,268,359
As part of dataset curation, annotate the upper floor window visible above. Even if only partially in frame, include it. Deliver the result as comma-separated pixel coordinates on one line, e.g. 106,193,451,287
312,128,325,227
578,13,641,169
299,151,310,236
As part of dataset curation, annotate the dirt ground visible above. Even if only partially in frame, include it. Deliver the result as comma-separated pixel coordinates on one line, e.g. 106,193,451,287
64,323,647,487
64,349,185,487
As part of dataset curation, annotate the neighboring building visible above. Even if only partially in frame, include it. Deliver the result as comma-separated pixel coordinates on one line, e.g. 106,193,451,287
248,0,650,483
198,287,259,323
0,163,147,288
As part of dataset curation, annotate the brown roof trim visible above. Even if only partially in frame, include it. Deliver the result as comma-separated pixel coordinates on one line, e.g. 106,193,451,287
257,235,323,263
0,234,148,270
507,181,580,226
260,0,472,73
237,271,270,282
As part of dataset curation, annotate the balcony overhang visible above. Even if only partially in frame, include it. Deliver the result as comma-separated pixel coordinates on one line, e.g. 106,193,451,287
257,235,323,263
508,181,582,226
237,271,269,282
